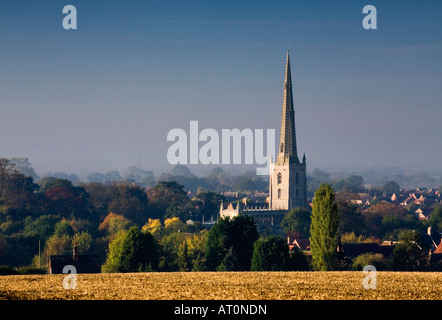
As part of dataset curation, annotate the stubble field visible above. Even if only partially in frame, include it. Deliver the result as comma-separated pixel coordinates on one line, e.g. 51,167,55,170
0,271,441,300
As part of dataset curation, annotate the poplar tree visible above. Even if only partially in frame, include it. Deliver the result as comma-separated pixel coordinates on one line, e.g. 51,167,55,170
309,183,340,271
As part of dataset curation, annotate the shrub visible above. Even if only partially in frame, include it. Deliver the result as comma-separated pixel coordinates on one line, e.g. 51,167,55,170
0,265,18,275
352,253,389,271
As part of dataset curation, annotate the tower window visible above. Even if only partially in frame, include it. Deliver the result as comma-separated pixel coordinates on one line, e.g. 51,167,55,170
280,143,284,153
295,172,299,184
277,189,281,199
277,173,282,185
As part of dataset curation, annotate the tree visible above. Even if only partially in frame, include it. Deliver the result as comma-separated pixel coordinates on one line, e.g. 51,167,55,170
382,181,400,195
352,253,389,271
164,217,188,235
10,157,39,181
158,231,187,271
187,230,208,271
177,242,192,272
311,168,331,183
83,182,112,221
147,181,192,220
53,219,75,237
309,183,340,271
251,235,290,271
87,172,105,183
44,234,72,257
102,230,128,273
113,226,159,272
281,207,311,238
428,206,442,233
205,215,258,271
336,199,365,236
98,212,134,237
193,192,225,222
23,215,60,242
332,175,364,193
104,170,122,182
141,218,164,239
107,184,150,225
0,158,39,218
288,247,309,271
42,179,90,219
72,231,93,254
391,230,429,271
205,218,230,270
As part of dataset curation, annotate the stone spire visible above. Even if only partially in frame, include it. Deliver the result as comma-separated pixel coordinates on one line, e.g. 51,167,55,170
277,50,299,165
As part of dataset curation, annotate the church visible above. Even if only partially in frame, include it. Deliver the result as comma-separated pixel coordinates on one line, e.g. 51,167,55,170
220,50,308,234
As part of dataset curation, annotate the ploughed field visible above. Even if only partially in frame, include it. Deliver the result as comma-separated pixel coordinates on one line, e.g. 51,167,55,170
0,271,441,300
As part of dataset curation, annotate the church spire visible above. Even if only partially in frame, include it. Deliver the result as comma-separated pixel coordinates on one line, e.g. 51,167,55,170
278,50,299,164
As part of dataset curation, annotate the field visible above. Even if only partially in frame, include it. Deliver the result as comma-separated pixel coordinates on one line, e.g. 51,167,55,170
0,271,441,300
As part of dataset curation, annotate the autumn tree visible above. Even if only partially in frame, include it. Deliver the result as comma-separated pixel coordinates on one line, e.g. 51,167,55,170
99,212,134,238
104,226,159,272
0,158,39,218
42,178,90,219
107,184,150,225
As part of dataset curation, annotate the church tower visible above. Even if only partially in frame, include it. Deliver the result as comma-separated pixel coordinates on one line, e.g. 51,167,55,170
269,50,307,210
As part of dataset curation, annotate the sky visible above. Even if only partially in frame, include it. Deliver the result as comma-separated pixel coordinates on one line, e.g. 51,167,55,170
1,0,442,177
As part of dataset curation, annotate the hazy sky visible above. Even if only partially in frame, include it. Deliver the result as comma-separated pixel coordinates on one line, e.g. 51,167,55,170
1,0,441,177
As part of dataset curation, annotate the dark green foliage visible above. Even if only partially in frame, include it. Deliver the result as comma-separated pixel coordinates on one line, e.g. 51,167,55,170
23,215,60,241
118,227,159,272
288,247,310,271
251,236,290,271
391,230,429,271
428,206,442,233
205,218,231,271
54,219,75,237
0,265,18,275
147,181,192,221
382,181,400,195
352,253,389,271
310,184,340,271
107,184,150,225
281,207,311,238
205,215,258,271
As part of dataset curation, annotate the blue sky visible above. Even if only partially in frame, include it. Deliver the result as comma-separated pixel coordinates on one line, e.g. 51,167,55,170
1,0,442,177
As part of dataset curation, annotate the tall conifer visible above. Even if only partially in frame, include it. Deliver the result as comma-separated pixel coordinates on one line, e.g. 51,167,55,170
309,184,339,271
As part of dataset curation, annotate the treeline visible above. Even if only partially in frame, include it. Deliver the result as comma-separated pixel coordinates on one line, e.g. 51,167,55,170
308,168,442,196
0,158,224,269
0,154,307,272
100,215,309,273
2,157,442,273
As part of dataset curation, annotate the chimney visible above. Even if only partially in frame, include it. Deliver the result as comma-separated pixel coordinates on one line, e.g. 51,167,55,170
73,242,79,261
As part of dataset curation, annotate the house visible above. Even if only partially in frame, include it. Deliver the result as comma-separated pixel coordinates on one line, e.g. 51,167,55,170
341,242,396,260
430,241,442,265
415,208,428,221
287,236,310,251
49,243,100,274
